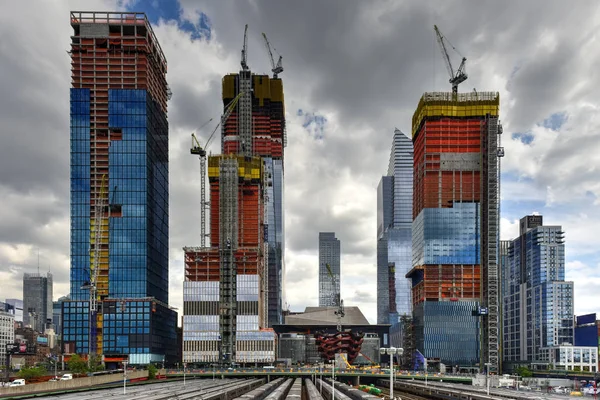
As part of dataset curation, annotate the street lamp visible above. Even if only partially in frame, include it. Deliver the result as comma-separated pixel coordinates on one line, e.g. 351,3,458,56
123,361,127,395
380,347,404,400
331,359,336,400
484,362,491,396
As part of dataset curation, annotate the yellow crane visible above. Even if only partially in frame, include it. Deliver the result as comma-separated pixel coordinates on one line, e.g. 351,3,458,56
190,91,245,246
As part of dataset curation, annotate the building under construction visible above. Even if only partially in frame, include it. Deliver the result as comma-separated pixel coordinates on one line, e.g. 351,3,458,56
63,11,177,367
183,28,286,365
407,91,502,372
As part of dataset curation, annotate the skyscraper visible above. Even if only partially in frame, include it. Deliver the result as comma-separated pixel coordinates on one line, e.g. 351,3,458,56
23,273,53,333
318,232,341,307
407,92,502,370
183,53,286,364
502,215,573,363
5,299,24,323
377,129,413,329
63,12,176,365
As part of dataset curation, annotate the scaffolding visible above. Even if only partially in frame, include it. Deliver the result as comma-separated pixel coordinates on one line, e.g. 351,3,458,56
481,116,502,374
218,158,239,364
238,72,253,156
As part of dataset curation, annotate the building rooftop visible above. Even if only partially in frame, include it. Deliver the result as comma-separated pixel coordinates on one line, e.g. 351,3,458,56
284,306,370,326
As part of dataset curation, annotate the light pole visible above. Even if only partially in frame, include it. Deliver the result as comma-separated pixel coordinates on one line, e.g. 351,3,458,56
331,359,336,400
123,361,127,395
183,363,187,386
484,363,491,396
319,362,323,394
380,347,403,400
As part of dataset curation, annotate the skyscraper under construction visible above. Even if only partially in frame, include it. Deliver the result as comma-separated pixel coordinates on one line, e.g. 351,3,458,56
407,92,502,372
63,12,177,366
183,29,286,364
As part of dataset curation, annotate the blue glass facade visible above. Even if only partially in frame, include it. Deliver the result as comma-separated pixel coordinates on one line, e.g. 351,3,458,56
376,129,413,332
318,232,341,307
412,203,480,266
413,301,480,365
502,216,573,362
265,158,284,326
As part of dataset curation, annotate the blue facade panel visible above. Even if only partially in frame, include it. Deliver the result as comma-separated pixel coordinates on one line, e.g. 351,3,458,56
414,301,480,366
575,325,598,347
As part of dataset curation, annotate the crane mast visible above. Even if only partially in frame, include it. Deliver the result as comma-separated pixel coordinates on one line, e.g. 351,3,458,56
241,24,249,71
434,25,467,94
190,93,245,247
262,32,283,78
89,174,107,355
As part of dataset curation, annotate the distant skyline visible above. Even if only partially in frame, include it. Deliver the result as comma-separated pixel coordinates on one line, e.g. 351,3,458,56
1,1,600,323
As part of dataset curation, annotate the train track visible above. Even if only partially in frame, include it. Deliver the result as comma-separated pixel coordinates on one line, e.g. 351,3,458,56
376,385,430,400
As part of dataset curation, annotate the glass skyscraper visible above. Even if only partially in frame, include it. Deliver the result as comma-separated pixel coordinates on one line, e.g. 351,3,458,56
63,12,177,366
319,232,341,307
22,273,53,333
502,215,573,363
377,129,413,332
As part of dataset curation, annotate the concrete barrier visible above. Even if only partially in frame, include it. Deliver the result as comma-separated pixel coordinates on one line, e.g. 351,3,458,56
0,370,148,397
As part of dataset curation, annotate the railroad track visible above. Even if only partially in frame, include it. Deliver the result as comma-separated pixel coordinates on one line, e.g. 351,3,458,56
376,385,430,400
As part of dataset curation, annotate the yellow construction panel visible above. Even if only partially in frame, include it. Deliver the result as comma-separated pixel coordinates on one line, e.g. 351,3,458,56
253,75,271,107
222,74,236,100
412,91,500,137
270,79,284,103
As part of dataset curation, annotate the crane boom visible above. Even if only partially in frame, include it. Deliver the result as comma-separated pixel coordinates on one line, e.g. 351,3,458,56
434,25,468,94
241,24,249,71
262,32,283,78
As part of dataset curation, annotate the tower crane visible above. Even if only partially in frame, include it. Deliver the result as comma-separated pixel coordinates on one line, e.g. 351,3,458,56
434,25,467,94
241,24,249,71
326,263,345,332
262,32,283,78
190,92,245,246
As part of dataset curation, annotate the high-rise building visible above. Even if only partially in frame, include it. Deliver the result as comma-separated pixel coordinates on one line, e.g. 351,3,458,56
5,299,23,323
63,11,177,366
0,311,15,365
183,57,286,364
23,273,53,333
406,92,502,370
377,129,413,332
318,232,341,307
52,295,70,338
502,215,573,363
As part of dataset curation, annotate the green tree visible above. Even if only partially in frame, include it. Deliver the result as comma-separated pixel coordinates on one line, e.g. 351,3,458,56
147,364,158,380
67,354,88,374
17,366,46,380
515,366,533,377
88,354,104,373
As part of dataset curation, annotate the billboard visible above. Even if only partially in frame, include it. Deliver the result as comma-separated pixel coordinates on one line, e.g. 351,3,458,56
576,313,597,326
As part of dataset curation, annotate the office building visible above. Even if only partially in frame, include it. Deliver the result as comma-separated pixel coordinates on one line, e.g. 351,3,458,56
183,52,286,364
0,311,15,363
502,215,573,364
52,295,70,338
63,11,177,366
5,299,23,323
23,273,53,333
318,232,341,307
538,344,597,372
377,128,413,335
406,92,502,369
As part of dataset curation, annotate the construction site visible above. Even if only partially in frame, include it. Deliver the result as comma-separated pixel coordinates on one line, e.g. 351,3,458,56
182,26,286,365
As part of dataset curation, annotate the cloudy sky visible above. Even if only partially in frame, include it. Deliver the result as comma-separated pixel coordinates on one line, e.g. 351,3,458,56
1,0,600,324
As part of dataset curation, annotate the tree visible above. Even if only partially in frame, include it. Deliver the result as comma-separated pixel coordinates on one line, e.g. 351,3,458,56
67,354,87,375
88,354,104,373
147,364,158,380
17,366,46,380
515,366,533,377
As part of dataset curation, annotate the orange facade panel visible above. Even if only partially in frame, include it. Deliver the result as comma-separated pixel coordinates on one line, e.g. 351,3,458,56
410,264,481,306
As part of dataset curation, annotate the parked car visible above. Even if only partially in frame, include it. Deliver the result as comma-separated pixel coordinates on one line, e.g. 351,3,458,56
9,379,26,387
60,374,73,381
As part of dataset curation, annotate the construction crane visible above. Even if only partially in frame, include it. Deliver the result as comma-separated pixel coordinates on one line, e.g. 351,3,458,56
262,32,283,78
190,92,245,246
83,174,107,355
326,263,345,332
434,25,467,94
241,24,249,71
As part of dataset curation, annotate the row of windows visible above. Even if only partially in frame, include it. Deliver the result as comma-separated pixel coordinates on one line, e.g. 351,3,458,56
108,89,146,102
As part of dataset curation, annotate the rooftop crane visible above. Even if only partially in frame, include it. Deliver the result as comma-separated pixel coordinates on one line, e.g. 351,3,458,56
241,24,249,71
434,25,467,94
190,92,245,246
262,32,283,78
